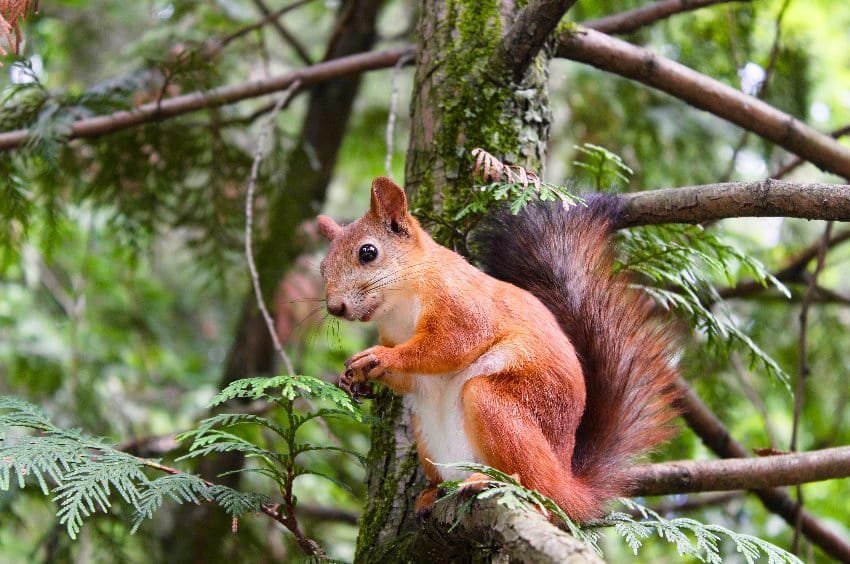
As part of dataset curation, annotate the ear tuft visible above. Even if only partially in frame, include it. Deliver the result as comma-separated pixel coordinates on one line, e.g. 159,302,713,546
317,215,343,241
370,177,410,235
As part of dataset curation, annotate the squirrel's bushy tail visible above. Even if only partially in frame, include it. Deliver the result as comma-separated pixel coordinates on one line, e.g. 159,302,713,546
474,195,681,510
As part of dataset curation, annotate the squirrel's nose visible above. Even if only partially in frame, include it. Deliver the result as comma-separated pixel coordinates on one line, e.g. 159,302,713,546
327,299,347,317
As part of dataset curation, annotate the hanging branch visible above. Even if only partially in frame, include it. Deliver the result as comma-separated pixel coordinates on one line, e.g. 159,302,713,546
141,457,325,556
244,82,302,376
716,228,850,301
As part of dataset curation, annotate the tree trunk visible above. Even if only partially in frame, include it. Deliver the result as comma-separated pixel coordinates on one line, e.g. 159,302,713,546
355,2,596,562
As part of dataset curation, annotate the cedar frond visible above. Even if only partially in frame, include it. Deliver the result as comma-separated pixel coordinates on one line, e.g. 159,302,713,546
0,0,39,59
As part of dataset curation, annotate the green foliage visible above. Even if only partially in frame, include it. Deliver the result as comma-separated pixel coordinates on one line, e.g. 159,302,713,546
0,396,264,540
438,462,802,564
572,143,634,191
417,172,582,253
604,499,801,564
618,223,792,389
1,373,364,543
179,373,365,501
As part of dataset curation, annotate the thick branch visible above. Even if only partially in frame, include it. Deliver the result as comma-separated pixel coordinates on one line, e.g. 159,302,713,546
414,495,602,563
629,447,850,496
555,28,850,180
0,47,414,151
497,0,578,82
616,180,850,227
675,380,850,562
584,0,748,35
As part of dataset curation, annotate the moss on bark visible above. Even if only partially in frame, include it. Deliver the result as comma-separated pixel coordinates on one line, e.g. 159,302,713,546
355,1,557,561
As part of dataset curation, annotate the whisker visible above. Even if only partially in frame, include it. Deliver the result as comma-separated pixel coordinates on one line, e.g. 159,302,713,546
361,268,436,294
360,259,443,293
360,262,441,294
290,305,327,338
277,297,327,305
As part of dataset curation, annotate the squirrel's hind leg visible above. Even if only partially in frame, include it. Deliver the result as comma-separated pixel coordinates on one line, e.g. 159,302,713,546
461,375,603,523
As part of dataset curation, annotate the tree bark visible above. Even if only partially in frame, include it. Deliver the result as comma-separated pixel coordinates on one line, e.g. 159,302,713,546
356,1,566,561
616,180,850,227
629,446,850,495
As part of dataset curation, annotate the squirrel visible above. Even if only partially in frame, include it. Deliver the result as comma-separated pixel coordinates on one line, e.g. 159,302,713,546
317,176,680,522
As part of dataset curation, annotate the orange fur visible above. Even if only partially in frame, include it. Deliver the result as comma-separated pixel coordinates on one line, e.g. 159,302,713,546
319,177,680,522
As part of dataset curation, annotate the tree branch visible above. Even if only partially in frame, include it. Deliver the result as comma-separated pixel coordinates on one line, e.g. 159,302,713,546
771,124,850,179
629,446,850,496
583,0,749,35
0,47,414,151
675,380,850,562
415,494,602,563
497,0,578,82
615,180,850,227
555,28,850,180
715,228,850,301
141,459,325,556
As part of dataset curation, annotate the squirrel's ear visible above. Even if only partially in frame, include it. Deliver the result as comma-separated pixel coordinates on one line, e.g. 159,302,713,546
370,177,410,236
317,215,343,241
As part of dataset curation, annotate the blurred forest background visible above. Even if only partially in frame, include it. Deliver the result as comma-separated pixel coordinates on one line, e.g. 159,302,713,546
1,0,849,562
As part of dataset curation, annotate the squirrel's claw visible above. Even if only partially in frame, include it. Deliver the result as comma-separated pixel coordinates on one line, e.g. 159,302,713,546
344,347,388,380
338,369,376,402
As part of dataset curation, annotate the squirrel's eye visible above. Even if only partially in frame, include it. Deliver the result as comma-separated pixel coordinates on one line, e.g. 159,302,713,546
359,244,378,264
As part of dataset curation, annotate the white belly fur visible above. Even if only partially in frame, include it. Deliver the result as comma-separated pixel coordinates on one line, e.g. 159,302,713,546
375,298,511,481
412,349,510,481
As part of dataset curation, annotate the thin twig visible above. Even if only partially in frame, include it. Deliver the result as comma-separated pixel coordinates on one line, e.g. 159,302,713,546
789,221,833,553
384,52,414,175
729,352,779,448
641,492,744,517
245,81,302,376
140,457,325,555
715,228,850,301
771,124,850,179
251,0,314,65
720,0,792,181
220,0,315,49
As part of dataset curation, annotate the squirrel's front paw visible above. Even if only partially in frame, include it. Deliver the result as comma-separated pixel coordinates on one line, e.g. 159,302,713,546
344,346,390,381
338,370,374,402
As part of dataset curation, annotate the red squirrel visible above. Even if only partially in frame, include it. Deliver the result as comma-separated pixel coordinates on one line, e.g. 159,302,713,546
317,176,680,522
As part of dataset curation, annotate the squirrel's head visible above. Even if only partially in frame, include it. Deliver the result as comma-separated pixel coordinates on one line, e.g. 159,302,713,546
317,177,425,322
